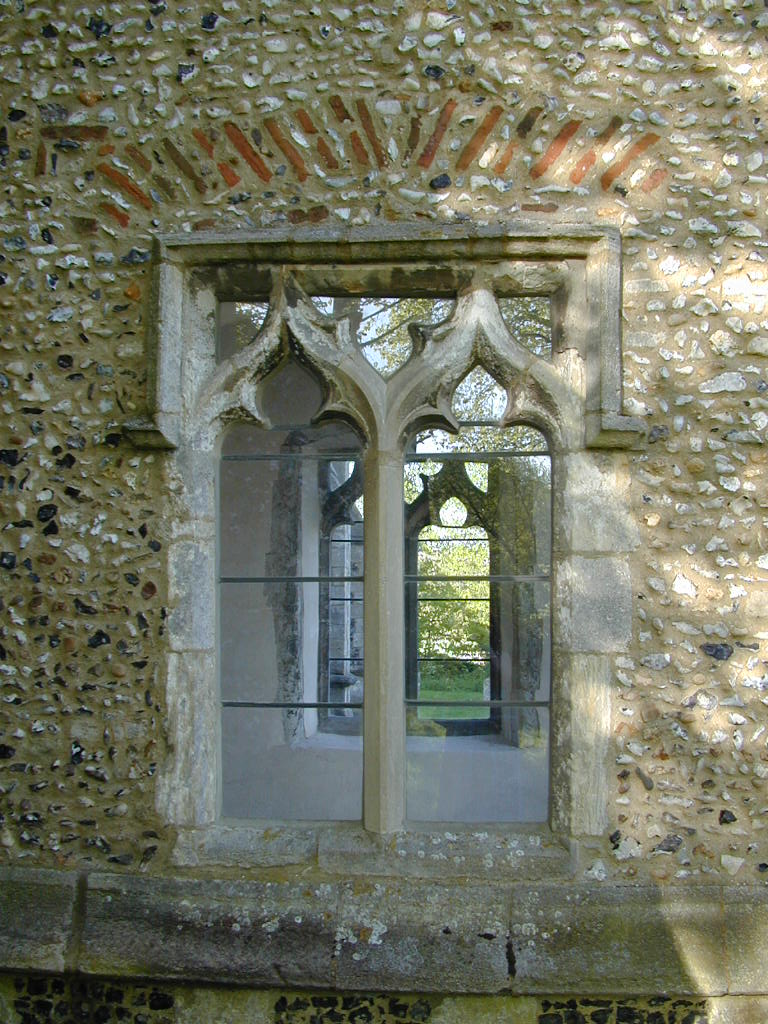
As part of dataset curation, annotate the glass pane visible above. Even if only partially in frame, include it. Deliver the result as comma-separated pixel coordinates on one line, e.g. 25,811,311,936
259,360,323,426
310,296,453,377
219,456,363,578
452,367,507,420
220,581,364,705
222,420,363,457
498,296,551,359
416,527,490,579
222,706,362,820
406,708,549,822
413,661,490,709
218,301,269,362
407,580,550,704
408,425,549,455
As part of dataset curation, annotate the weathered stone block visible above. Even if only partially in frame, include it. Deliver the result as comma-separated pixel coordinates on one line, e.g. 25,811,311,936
507,883,726,995
80,873,338,987
723,887,768,994
0,867,77,972
335,880,510,992
554,555,633,653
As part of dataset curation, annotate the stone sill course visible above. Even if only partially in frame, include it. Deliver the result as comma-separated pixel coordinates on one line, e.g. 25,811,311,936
2,859,766,997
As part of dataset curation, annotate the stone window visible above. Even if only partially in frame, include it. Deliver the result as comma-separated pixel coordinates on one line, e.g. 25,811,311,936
127,225,642,856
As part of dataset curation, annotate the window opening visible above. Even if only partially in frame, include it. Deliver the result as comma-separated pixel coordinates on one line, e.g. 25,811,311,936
404,369,552,823
218,359,364,821
310,296,453,377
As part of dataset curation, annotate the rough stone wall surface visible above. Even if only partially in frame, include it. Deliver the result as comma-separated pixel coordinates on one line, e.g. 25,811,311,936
0,976,726,1024
1,0,768,999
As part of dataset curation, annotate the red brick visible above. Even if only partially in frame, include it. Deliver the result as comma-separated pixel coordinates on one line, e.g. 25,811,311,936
97,163,153,210
456,105,504,172
356,99,386,170
417,100,457,170
601,133,660,190
264,118,309,182
192,128,215,158
163,139,207,195
530,120,581,179
223,122,272,183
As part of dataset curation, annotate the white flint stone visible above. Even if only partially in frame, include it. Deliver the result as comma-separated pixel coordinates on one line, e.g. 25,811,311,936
699,372,747,393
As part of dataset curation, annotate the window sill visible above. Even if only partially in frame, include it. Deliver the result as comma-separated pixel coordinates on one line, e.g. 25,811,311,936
172,822,574,882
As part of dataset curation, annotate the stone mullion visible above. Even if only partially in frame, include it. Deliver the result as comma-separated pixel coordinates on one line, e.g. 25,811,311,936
363,448,406,833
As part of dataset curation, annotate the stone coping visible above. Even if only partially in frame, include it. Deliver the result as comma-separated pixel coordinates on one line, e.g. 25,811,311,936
1,865,767,996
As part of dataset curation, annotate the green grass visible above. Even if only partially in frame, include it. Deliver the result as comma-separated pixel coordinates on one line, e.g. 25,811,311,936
416,663,489,720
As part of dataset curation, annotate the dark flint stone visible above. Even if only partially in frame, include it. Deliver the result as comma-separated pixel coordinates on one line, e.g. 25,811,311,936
424,65,445,79
430,173,451,189
42,23,58,36
8,110,26,122
177,63,195,82
648,424,669,443
38,103,69,124
719,809,736,824
0,744,16,759
201,11,218,29
42,520,58,536
87,16,111,37
148,990,174,1010
37,503,57,522
120,248,150,264
87,630,111,648
700,642,733,660
0,552,17,570
654,833,682,853
70,742,86,764
74,598,97,615
57,354,73,369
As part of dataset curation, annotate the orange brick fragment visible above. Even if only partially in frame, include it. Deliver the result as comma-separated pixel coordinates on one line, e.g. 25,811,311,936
493,140,516,176
642,167,668,193
329,95,352,122
316,137,339,170
570,116,621,185
356,99,386,170
296,109,317,134
124,282,141,301
224,122,272,183
264,118,308,182
163,139,207,194
349,131,370,167
601,133,660,191
97,163,153,210
98,143,115,157
125,144,151,172
35,142,47,177
288,205,329,225
217,162,241,187
99,202,130,228
456,105,503,172
417,100,457,169
405,116,421,163
192,128,215,158
42,125,108,141
530,120,581,179
78,90,103,107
